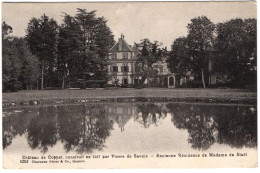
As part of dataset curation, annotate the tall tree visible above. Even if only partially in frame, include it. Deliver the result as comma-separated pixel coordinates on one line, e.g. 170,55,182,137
74,8,115,82
25,14,58,89
214,18,256,88
12,37,40,90
167,37,192,77
92,17,115,80
187,16,215,88
2,22,40,91
134,39,165,85
2,22,22,92
57,14,83,88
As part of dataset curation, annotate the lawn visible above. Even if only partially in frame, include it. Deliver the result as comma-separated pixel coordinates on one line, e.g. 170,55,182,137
2,88,256,103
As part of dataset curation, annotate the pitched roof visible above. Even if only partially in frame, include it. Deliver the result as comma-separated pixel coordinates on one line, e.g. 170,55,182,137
131,45,140,54
109,37,133,52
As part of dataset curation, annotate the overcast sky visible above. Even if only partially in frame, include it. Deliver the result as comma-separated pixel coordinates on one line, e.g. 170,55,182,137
2,1,256,48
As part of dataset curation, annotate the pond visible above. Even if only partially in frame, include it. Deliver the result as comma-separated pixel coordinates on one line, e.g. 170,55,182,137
2,102,257,156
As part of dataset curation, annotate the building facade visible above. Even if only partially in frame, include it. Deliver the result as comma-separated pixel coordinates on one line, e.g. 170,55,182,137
107,35,175,87
107,35,141,85
152,58,176,88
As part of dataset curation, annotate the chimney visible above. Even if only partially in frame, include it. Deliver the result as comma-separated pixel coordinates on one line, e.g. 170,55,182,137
118,35,123,51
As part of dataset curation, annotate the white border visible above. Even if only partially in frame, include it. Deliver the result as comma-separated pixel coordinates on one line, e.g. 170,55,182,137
0,0,259,172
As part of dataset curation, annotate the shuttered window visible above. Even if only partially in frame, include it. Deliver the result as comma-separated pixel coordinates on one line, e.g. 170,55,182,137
121,66,129,72
112,66,118,72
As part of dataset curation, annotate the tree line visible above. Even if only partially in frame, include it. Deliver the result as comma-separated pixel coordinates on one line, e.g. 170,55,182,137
2,12,256,91
2,8,115,91
167,16,256,88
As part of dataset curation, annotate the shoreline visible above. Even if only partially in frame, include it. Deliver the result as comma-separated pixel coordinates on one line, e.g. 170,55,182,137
2,88,257,108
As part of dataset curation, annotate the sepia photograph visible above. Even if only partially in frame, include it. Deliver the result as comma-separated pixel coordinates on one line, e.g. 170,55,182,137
1,0,257,169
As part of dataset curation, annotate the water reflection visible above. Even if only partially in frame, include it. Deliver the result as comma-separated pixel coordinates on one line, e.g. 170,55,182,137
2,103,257,154
58,105,113,153
135,103,167,128
167,104,257,150
27,107,58,153
108,104,133,132
3,109,33,149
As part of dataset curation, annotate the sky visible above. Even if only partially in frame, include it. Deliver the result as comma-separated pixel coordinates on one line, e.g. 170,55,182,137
2,1,257,48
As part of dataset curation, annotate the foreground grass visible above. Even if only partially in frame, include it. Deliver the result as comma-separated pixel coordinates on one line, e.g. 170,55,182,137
2,88,256,103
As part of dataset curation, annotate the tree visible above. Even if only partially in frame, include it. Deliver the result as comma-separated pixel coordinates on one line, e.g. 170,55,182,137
92,17,115,80
12,38,40,90
25,14,58,89
187,16,215,88
2,21,12,40
214,18,256,88
57,14,83,88
57,8,115,88
167,37,192,77
2,22,22,92
2,22,41,91
74,8,115,82
134,39,166,85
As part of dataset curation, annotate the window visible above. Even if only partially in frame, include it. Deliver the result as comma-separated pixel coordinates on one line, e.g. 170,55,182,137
134,78,139,85
123,53,128,59
112,66,118,72
122,77,128,85
111,53,117,59
158,66,163,74
121,66,129,72
124,66,129,72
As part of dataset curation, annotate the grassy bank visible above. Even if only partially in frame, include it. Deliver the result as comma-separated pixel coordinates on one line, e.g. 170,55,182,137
2,88,257,107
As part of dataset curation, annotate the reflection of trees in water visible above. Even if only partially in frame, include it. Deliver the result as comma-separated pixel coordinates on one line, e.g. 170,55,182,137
3,109,34,149
27,107,58,153
167,103,257,150
215,106,257,148
3,103,257,153
57,105,113,154
167,104,217,150
135,103,167,128
3,105,113,154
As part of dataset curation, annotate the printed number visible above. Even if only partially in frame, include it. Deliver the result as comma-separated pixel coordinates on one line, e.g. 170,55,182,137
20,160,28,163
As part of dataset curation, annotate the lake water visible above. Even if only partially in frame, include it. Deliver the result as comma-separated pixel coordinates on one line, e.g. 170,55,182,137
2,102,257,156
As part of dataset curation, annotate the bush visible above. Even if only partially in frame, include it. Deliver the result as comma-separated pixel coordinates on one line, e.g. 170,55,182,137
85,80,107,88
121,84,134,88
180,80,201,88
135,84,147,89
104,84,121,88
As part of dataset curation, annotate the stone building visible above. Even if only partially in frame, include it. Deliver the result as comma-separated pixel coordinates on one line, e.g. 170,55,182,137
152,58,176,88
107,35,176,87
107,35,140,85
